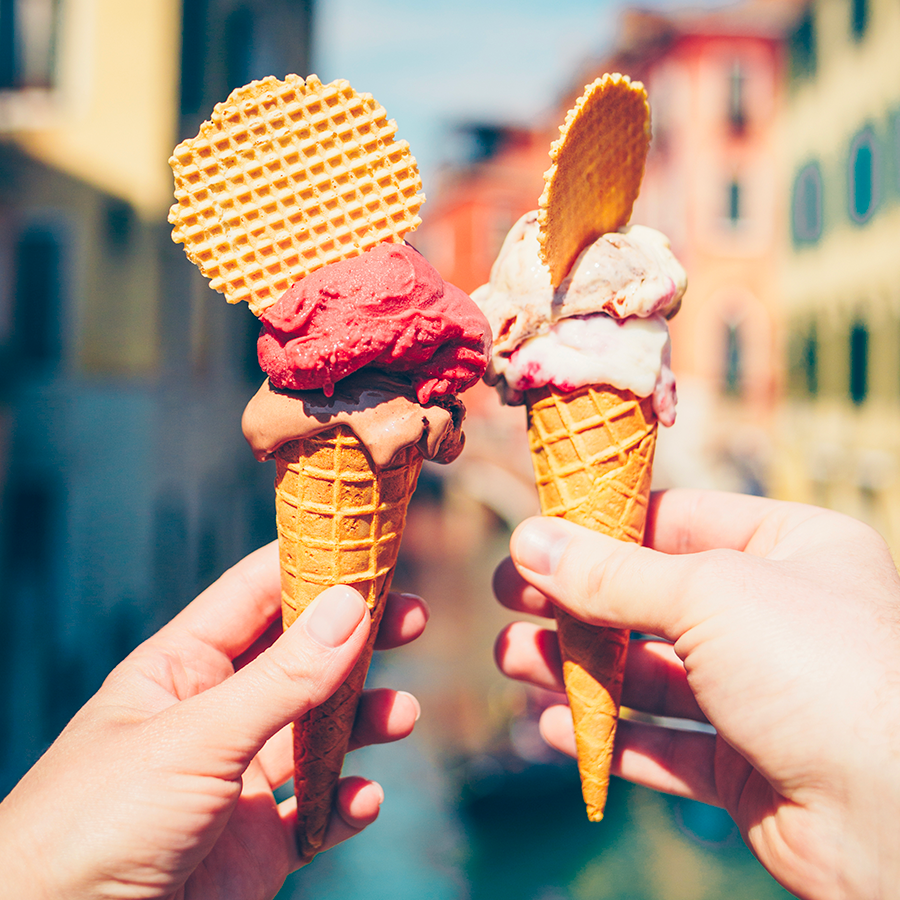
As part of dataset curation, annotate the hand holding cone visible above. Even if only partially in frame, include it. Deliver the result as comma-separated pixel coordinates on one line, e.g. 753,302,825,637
169,75,488,860
276,429,422,859
525,383,657,819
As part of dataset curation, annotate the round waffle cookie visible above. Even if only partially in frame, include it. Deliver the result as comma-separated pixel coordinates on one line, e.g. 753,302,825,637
169,74,425,315
538,73,651,287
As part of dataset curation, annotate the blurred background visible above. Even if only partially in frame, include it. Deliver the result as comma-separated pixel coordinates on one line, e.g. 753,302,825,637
1,0,897,896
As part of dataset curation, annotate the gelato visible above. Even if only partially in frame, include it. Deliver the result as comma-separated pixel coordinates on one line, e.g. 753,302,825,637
474,210,685,422
472,73,687,824
168,73,489,861
258,242,490,404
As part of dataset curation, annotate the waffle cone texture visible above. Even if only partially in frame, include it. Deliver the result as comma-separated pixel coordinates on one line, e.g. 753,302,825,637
274,426,422,860
538,74,650,287
525,384,657,820
169,74,424,315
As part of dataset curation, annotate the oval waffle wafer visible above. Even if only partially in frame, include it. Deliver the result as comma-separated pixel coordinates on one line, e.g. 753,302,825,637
538,73,651,287
169,74,425,315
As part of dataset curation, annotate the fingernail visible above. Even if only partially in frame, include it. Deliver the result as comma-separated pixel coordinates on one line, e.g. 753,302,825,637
306,586,367,648
399,593,430,621
398,690,421,721
514,518,571,576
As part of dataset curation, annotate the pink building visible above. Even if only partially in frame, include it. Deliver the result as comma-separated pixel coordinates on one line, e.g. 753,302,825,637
418,0,803,495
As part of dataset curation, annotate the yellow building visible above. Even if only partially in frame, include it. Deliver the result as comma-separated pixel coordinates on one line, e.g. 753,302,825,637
776,0,900,551
0,0,313,792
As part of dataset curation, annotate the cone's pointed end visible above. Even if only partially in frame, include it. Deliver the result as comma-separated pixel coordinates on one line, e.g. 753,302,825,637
297,834,322,866
582,778,611,822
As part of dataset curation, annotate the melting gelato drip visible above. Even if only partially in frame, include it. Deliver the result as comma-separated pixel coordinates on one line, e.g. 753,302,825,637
500,314,677,426
472,211,686,424
258,242,491,404
242,373,465,469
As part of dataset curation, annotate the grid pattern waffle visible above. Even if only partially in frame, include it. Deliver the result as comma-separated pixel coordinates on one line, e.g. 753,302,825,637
526,383,658,821
274,426,422,859
169,74,425,316
538,73,651,287
274,426,421,620
526,383,657,539
554,612,629,820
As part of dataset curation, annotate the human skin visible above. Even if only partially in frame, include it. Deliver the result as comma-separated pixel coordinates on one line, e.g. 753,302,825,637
493,489,900,900
0,541,427,900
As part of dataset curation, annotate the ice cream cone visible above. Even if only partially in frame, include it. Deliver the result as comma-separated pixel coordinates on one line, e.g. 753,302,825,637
274,425,423,860
525,383,657,820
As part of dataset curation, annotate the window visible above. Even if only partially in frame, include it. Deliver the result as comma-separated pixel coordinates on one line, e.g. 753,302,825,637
850,0,868,41
104,198,135,255
224,6,256,93
849,129,877,223
0,0,60,90
728,60,746,133
849,320,868,405
179,0,209,116
803,324,818,396
13,225,62,365
724,323,742,395
2,481,58,746
792,162,824,243
789,8,817,80
891,109,900,193
727,179,742,224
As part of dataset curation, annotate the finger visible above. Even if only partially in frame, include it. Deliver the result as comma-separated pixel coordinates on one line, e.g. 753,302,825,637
509,516,745,642
347,689,420,751
256,723,294,788
257,688,421,789
494,622,563,692
622,639,706,723
233,616,283,671
645,489,823,557
157,541,282,660
328,775,384,835
538,704,576,757
493,556,555,618
236,590,428,672
496,626,706,722
375,593,429,650
279,776,384,867
538,704,720,806
165,585,370,772
612,717,719,806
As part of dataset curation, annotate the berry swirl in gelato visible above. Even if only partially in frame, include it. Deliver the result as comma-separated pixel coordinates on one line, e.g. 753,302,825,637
472,211,686,425
245,241,491,468
257,242,491,404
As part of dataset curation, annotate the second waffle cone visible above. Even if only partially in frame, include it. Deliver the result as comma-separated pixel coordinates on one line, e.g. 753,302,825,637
525,383,657,820
275,426,423,860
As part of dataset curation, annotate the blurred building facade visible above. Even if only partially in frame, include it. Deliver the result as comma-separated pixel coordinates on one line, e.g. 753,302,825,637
611,1,800,494
775,0,900,550
418,1,802,500
0,0,314,794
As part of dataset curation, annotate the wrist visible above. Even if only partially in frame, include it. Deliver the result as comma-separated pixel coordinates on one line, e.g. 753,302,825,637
838,754,900,900
0,794,55,900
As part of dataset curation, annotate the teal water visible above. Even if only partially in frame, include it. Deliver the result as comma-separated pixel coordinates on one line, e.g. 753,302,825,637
277,732,795,900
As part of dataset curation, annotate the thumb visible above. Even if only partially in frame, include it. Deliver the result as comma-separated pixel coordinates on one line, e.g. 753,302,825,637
168,585,370,770
510,516,734,643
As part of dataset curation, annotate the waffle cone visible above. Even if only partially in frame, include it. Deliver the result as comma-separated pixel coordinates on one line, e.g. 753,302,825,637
538,74,650,287
169,74,424,315
525,383,657,820
274,425,422,860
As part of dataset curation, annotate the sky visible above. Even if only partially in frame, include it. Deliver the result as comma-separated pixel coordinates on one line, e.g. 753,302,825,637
311,0,736,182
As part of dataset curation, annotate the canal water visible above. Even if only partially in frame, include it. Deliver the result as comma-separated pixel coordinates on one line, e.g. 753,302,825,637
277,729,795,900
